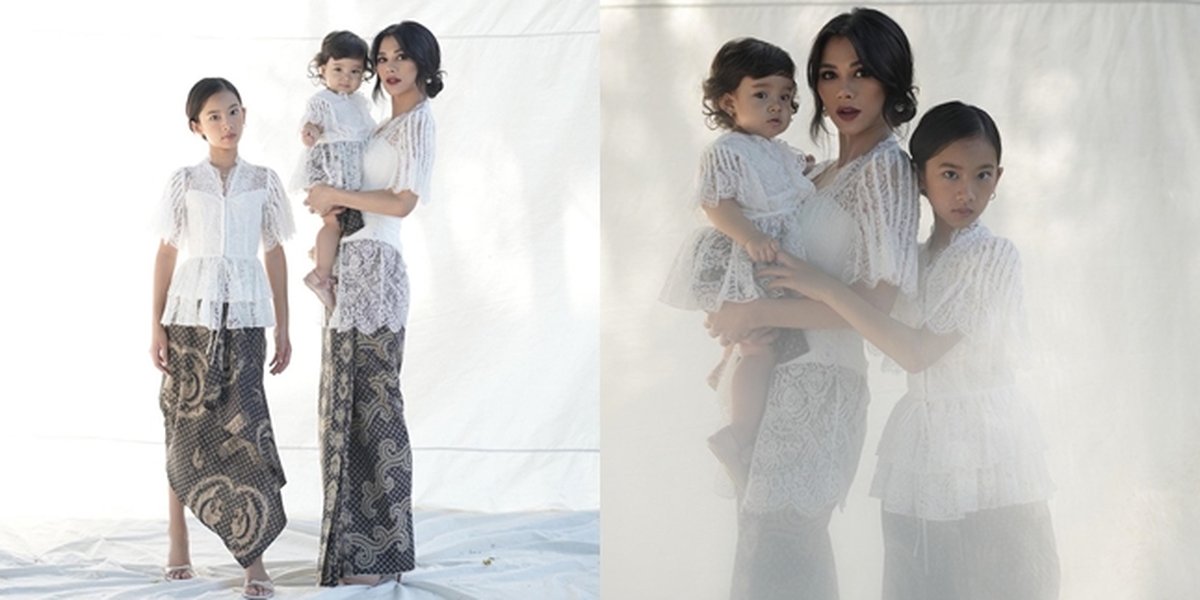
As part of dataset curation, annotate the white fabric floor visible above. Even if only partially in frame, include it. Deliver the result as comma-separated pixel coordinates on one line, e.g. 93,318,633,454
0,511,598,599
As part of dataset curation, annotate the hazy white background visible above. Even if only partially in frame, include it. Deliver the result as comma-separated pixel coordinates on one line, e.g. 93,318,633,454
0,0,599,521
601,1,1200,598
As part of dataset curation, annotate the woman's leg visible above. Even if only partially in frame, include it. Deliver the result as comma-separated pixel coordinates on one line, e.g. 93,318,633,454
964,503,1060,600
731,506,838,600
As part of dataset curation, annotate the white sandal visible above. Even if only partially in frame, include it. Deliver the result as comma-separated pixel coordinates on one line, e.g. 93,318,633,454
242,578,275,599
162,563,195,581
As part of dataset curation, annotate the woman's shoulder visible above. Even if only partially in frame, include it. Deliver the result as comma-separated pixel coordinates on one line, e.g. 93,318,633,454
376,100,435,144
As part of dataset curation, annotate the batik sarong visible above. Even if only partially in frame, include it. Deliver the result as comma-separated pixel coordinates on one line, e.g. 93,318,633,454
317,326,414,585
159,324,287,567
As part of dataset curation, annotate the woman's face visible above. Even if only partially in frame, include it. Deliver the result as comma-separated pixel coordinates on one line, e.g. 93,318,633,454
190,90,244,150
375,35,421,102
815,36,887,140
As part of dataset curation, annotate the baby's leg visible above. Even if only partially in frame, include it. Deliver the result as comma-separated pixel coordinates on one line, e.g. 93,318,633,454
730,340,777,452
313,214,342,280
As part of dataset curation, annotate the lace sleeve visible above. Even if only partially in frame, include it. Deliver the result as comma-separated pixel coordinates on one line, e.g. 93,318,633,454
694,136,746,209
156,168,188,248
261,168,296,251
843,143,920,295
301,92,333,132
384,105,436,202
924,237,1027,347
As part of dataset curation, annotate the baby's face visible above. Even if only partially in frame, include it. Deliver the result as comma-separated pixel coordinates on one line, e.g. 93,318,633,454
321,57,367,94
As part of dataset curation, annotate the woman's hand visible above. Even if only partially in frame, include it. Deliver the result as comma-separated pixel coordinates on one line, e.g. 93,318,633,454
304,184,344,216
759,252,835,300
269,327,291,375
705,301,764,346
150,324,170,374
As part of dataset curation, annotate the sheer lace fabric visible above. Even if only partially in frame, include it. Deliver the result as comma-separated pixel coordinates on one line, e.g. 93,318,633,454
293,89,375,192
660,132,815,312
328,100,435,334
871,223,1054,520
157,158,295,329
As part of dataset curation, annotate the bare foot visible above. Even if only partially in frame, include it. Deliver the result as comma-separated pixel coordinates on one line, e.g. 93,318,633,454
164,535,192,580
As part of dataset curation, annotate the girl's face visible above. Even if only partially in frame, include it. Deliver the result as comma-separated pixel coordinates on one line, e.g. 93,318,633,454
320,57,366,94
816,36,887,139
921,135,1004,231
375,35,422,102
719,75,795,139
190,90,244,150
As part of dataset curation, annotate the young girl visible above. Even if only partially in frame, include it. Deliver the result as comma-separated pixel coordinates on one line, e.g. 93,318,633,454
151,77,293,600
761,101,1060,599
302,20,439,587
704,8,920,597
659,37,816,496
296,30,377,309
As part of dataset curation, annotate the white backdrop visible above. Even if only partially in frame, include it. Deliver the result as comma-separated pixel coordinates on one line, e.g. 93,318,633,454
601,1,1200,599
0,0,599,521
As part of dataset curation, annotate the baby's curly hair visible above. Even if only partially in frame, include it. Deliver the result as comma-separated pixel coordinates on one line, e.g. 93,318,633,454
308,30,373,84
702,38,799,130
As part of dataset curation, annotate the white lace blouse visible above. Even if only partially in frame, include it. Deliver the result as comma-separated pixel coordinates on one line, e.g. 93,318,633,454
784,135,920,373
341,99,435,253
157,158,295,330
870,222,1054,520
326,100,435,334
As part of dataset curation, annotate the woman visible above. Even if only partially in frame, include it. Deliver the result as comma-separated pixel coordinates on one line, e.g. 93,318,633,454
706,9,920,598
302,20,442,586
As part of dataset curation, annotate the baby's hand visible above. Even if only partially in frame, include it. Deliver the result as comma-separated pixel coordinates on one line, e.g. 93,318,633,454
802,153,817,175
301,122,323,148
744,233,780,264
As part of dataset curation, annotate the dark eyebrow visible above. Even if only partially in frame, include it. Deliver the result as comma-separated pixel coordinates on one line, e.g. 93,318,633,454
937,161,996,170
819,60,862,70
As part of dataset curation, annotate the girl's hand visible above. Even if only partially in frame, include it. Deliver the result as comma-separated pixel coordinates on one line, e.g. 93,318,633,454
744,233,780,264
301,122,323,148
150,324,170,374
759,252,833,299
705,301,763,345
304,184,340,216
269,328,291,375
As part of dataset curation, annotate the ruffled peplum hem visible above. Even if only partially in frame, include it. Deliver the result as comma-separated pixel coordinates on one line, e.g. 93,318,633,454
868,385,1054,520
162,257,275,329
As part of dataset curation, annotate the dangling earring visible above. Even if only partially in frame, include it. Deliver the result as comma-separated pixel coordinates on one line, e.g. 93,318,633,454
989,192,997,201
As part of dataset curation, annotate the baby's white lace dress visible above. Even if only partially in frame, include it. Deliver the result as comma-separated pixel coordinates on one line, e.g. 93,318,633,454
294,88,376,192
870,222,1054,520
157,158,296,329
660,131,816,312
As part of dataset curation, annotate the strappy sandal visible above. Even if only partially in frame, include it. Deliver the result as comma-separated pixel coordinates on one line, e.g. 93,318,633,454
242,578,275,599
162,563,195,581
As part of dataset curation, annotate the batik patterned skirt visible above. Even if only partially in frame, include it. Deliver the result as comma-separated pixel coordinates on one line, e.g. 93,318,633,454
159,324,287,568
317,326,414,585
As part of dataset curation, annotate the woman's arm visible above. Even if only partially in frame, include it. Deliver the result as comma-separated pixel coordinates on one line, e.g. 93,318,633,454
760,255,960,373
305,184,419,218
262,244,291,375
150,242,177,374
